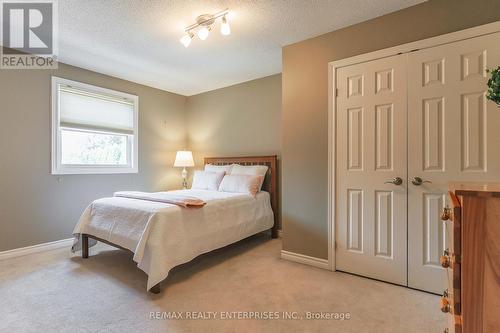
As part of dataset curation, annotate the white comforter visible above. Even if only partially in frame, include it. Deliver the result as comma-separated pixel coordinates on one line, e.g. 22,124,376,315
72,189,274,290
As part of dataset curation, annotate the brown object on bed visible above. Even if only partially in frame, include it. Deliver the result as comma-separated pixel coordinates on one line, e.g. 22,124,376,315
204,155,280,239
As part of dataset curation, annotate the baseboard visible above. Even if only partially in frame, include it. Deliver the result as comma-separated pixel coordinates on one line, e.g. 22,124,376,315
0,238,74,261
280,250,330,270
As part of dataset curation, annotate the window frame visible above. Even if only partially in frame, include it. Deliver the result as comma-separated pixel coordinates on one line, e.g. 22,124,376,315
51,76,139,175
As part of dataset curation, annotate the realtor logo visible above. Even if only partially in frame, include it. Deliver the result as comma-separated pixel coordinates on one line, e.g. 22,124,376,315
1,0,58,69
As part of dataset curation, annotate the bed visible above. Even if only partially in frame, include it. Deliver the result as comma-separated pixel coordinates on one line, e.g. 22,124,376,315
72,155,279,293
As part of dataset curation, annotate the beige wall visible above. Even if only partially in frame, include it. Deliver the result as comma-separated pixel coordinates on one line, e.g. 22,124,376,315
0,63,187,251
186,74,281,165
282,0,500,259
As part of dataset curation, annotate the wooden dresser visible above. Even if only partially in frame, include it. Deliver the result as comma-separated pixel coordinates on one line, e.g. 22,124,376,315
441,183,500,333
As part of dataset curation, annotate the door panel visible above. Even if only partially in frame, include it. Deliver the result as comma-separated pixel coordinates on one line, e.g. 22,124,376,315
408,32,500,293
336,54,407,286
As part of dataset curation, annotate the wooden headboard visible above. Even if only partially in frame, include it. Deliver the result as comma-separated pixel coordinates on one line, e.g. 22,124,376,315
204,155,279,238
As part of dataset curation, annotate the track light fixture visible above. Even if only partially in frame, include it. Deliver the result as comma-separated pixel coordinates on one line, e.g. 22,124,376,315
180,9,230,47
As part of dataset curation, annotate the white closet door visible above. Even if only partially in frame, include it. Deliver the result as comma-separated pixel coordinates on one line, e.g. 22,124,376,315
336,54,408,285
408,32,500,294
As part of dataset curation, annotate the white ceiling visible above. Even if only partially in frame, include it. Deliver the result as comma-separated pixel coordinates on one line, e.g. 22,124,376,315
58,0,425,96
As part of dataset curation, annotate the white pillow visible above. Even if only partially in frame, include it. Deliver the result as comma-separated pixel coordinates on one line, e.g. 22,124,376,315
204,164,234,174
191,171,225,191
230,164,268,190
230,164,268,176
218,174,264,197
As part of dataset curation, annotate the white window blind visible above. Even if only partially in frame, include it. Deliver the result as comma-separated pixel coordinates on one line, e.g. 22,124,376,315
51,77,139,175
59,85,135,134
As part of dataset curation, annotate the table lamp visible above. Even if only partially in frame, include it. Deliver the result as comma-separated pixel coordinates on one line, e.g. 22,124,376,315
174,151,194,189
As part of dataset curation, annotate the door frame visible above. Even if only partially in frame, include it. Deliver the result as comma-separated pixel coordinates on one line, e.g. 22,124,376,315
327,21,500,272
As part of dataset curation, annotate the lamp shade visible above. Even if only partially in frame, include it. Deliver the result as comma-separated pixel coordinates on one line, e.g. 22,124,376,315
174,151,194,167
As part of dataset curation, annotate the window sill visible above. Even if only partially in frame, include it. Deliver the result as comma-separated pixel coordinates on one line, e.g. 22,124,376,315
51,166,138,175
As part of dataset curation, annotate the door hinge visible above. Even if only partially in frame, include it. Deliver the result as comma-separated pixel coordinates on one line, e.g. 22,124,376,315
335,88,339,97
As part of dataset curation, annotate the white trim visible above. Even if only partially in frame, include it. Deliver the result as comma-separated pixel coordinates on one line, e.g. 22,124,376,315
281,250,330,270
327,21,500,272
0,238,74,261
51,76,139,175
327,61,336,272
330,21,500,69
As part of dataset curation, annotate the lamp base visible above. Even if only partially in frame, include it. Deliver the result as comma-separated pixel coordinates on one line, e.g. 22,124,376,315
181,167,188,189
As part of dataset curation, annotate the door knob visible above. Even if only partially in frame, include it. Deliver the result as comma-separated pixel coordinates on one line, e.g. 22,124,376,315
411,176,431,186
385,177,403,185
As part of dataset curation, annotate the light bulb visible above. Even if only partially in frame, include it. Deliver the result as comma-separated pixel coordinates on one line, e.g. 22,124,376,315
180,33,192,48
221,16,230,36
197,27,209,40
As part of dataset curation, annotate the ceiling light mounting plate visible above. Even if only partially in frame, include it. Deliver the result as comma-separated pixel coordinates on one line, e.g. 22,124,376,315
185,8,229,32
196,14,215,27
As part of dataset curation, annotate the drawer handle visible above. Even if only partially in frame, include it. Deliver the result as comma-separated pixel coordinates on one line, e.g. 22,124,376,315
440,298,451,313
440,249,451,268
440,289,451,313
441,206,452,221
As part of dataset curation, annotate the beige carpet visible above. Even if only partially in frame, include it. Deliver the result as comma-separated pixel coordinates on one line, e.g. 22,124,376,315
0,233,444,332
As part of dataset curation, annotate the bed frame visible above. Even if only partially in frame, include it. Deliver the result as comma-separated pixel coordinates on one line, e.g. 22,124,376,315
204,155,279,238
81,155,279,294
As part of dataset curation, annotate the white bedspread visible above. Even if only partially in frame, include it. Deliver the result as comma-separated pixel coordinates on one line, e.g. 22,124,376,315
72,189,274,291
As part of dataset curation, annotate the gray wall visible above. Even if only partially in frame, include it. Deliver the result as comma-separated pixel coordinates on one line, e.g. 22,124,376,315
186,74,282,165
186,74,282,227
281,0,500,259
0,63,187,251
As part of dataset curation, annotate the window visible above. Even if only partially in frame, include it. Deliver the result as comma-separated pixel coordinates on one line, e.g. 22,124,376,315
51,77,138,174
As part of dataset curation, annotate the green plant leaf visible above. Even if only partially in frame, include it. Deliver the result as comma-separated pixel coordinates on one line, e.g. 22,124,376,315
486,66,500,106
